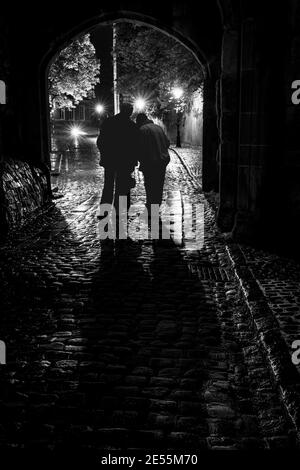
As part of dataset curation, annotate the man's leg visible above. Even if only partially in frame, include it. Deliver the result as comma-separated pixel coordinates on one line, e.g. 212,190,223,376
100,168,115,206
114,172,131,239
98,168,115,221
115,172,131,214
156,165,167,206
147,166,166,206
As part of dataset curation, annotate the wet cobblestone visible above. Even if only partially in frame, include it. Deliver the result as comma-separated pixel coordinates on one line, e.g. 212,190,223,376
0,138,298,451
235,245,300,377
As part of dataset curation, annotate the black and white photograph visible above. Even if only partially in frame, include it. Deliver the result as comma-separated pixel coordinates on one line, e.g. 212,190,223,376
1,0,300,462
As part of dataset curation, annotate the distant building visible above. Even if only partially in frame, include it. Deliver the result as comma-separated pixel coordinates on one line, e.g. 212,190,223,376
52,99,95,123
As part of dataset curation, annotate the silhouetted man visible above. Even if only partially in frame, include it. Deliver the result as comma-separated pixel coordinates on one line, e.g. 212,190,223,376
97,103,139,216
136,113,170,209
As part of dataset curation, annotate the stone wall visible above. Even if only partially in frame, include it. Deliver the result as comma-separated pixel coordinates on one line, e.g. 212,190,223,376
281,0,300,250
217,27,239,232
1,159,49,235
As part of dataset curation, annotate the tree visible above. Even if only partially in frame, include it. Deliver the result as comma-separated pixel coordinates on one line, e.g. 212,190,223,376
49,34,100,110
115,23,204,117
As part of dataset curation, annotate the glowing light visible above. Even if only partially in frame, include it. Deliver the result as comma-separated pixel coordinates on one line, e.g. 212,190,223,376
95,104,104,114
134,97,146,111
172,87,184,100
70,126,86,137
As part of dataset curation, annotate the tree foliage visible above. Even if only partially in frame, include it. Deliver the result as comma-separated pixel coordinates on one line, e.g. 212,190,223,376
49,34,100,110
115,23,204,116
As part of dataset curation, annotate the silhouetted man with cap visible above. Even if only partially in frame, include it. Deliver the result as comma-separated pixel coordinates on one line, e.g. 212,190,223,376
136,113,170,209
97,102,140,216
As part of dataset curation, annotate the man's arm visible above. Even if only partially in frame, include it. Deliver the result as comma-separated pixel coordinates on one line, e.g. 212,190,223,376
96,120,108,154
164,131,170,148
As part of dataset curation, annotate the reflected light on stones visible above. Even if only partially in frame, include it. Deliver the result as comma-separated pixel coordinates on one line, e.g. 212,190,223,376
70,126,86,138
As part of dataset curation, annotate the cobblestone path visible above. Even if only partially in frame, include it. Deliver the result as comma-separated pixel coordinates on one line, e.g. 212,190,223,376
238,245,300,377
0,137,298,453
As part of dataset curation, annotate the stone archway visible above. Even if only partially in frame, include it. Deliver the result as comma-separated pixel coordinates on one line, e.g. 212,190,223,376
2,0,298,252
1,2,230,236
38,8,224,199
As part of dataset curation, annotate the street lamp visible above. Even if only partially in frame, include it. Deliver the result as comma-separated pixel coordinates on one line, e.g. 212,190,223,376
172,87,184,100
95,103,104,115
95,103,105,129
134,97,146,112
172,87,184,148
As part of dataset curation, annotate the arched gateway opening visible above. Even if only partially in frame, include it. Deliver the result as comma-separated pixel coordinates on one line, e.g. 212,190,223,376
0,4,226,240
41,15,211,225
40,11,211,149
